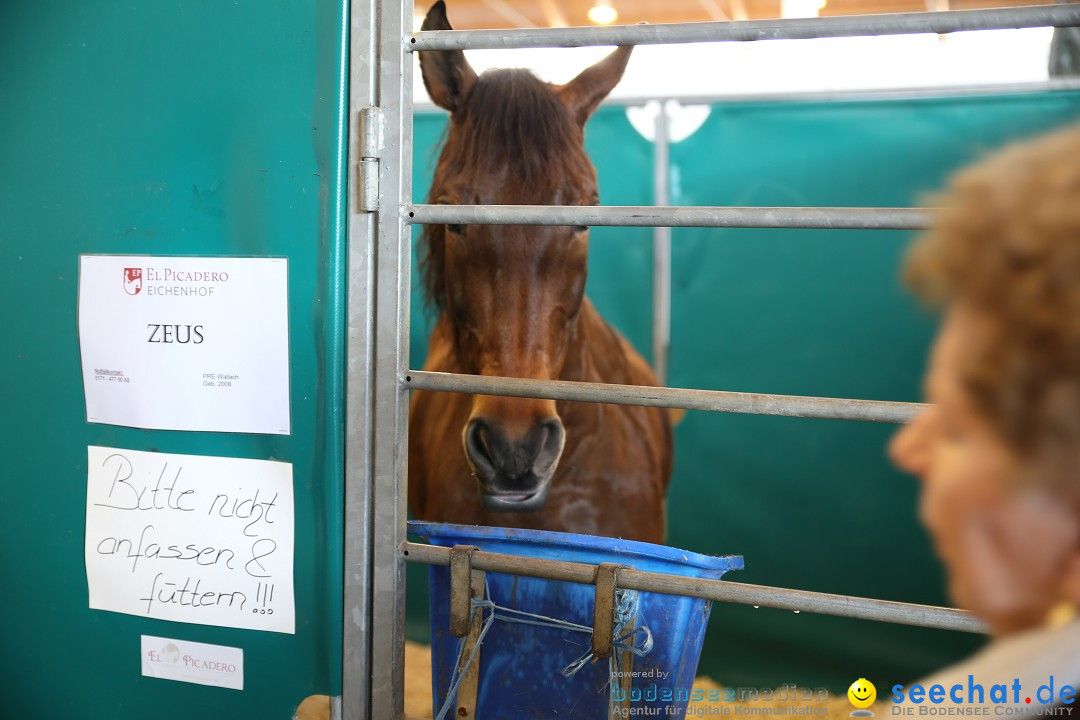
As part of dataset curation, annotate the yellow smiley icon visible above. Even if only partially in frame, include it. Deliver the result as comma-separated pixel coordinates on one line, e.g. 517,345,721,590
848,678,877,709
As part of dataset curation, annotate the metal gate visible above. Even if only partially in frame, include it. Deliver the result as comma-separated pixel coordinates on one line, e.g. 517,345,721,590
343,5,1080,719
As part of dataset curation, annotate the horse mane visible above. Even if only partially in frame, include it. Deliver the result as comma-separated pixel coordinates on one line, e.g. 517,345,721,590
419,68,591,311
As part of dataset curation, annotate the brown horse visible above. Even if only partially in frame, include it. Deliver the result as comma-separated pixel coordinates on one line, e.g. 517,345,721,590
408,1,672,543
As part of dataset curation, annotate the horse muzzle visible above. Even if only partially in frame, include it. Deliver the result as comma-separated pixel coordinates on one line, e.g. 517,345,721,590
480,480,552,512
463,417,565,513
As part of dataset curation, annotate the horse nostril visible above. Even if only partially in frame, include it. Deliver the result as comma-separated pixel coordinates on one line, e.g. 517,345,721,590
464,419,500,478
533,418,566,475
464,417,565,485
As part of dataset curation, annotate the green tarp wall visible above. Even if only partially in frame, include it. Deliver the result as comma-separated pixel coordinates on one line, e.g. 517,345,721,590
2,1,347,717
407,91,1080,691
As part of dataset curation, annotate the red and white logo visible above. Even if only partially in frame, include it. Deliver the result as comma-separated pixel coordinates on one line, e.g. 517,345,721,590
124,268,142,296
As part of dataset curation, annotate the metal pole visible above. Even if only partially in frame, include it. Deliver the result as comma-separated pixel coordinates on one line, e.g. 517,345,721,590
369,0,413,717
402,542,987,634
598,78,1080,107
404,370,927,423
405,204,931,229
1050,0,1080,76
407,4,1080,51
413,78,1080,113
343,0,377,716
652,103,672,386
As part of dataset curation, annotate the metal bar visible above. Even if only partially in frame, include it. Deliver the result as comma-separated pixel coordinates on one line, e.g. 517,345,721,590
449,545,479,638
407,4,1080,51
600,78,1080,107
369,0,414,715
652,104,672,385
405,204,930,229
404,370,926,423
454,563,486,719
357,107,384,212
592,563,626,659
403,542,987,634
412,78,1080,114
358,106,384,159
343,0,377,714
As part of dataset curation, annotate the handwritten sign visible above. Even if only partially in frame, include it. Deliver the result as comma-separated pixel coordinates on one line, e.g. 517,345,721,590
85,446,294,634
78,255,291,435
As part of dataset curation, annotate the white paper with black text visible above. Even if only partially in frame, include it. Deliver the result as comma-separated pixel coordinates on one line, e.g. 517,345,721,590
85,446,295,634
78,255,290,434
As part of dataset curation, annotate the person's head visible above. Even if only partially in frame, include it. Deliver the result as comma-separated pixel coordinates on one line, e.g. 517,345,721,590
890,124,1080,636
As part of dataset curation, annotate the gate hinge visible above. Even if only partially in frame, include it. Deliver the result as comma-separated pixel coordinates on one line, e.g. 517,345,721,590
357,106,384,212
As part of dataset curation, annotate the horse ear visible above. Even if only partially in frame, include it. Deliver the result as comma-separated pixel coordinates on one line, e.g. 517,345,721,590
558,45,633,125
419,1,477,113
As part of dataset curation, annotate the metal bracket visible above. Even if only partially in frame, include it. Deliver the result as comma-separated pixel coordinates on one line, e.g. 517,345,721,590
594,562,635,719
449,545,480,637
357,106,384,212
592,562,628,659
448,545,485,718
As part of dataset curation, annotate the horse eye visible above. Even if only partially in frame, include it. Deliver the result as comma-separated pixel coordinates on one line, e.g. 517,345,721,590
447,224,464,235
574,225,589,234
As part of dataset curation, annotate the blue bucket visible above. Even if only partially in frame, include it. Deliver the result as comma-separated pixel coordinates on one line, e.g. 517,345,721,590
410,521,744,719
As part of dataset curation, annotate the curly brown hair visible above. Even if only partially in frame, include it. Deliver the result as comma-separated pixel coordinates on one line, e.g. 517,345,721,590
905,122,1080,479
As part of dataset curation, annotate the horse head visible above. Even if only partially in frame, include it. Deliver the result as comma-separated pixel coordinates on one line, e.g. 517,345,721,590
418,1,633,513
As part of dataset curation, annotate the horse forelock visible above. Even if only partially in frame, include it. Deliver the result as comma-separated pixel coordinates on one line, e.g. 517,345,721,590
456,69,583,179
420,68,596,311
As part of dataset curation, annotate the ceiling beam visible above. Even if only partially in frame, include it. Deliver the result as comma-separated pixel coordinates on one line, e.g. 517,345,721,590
696,0,731,21
537,0,569,27
481,0,537,28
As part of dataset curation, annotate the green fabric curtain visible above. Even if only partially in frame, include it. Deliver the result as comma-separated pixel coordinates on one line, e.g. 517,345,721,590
408,91,1080,690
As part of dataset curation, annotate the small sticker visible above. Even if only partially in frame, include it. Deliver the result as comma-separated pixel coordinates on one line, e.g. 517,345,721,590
141,635,244,690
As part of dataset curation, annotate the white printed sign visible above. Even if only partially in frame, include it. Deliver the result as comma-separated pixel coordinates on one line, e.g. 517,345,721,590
78,255,290,435
141,635,244,690
85,446,294,634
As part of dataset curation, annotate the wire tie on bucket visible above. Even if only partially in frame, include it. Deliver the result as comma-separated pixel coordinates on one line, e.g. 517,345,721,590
560,588,653,679
435,595,496,720
434,577,655,720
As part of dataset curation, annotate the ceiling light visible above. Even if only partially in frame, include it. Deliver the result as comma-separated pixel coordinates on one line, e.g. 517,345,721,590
587,2,619,25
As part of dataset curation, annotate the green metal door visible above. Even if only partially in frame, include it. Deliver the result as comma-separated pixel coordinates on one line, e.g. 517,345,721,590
1,1,348,716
